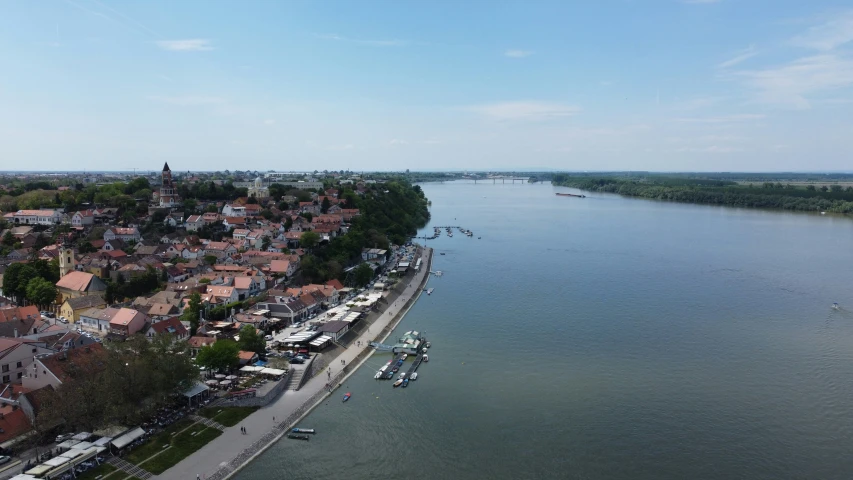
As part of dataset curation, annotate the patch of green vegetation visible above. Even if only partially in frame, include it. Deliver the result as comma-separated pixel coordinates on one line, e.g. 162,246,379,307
74,463,117,480
123,418,194,465
138,424,222,474
198,406,258,427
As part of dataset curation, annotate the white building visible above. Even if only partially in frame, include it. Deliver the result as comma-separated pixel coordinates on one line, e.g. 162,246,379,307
4,209,63,225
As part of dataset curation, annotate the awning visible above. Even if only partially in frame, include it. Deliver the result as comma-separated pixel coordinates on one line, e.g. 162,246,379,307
43,457,70,467
309,335,332,347
183,382,210,398
111,427,146,449
93,437,112,447
259,368,285,376
240,366,264,372
59,448,86,459
72,432,92,441
57,439,80,449
68,441,94,451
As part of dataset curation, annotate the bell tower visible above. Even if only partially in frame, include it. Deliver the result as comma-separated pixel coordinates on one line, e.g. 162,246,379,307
58,236,75,277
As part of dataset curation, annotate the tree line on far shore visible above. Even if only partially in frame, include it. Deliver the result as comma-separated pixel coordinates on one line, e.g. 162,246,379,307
551,174,853,214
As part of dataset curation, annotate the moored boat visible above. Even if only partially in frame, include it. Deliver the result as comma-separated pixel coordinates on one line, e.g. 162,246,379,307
342,392,351,402
393,378,404,387
555,192,586,198
288,434,310,441
411,372,418,380
292,428,315,434
425,342,431,348
374,371,382,379
402,378,409,388
423,354,429,362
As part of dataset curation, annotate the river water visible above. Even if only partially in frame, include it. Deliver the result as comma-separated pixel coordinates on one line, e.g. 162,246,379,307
236,181,853,480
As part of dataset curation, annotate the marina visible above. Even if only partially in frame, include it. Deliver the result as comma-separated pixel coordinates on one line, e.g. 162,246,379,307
372,337,430,388
414,226,477,241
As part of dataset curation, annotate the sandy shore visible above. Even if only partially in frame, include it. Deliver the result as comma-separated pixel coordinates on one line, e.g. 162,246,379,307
166,247,433,480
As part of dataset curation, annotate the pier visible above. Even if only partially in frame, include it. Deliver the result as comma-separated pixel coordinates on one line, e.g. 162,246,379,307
414,226,476,240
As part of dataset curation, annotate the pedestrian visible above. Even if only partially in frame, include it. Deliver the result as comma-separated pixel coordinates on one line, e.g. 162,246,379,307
198,474,201,480
273,416,276,423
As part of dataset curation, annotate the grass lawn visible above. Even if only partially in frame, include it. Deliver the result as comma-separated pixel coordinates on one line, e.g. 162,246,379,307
124,418,194,466
137,423,222,474
198,406,258,427
75,463,118,480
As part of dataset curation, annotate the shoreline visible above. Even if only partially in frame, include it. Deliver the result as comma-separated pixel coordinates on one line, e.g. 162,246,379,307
215,247,433,480
180,246,434,480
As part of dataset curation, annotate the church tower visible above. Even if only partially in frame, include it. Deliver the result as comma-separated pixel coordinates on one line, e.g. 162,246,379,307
58,236,75,277
158,162,182,207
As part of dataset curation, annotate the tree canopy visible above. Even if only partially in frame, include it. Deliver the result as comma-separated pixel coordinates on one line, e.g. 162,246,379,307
196,340,240,373
237,325,266,355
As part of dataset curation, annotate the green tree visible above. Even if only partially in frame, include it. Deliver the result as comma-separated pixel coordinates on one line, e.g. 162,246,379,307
25,277,57,310
354,263,374,287
78,241,96,253
237,325,266,355
261,237,271,251
806,185,816,191
196,340,240,372
321,197,331,214
204,255,218,266
830,184,843,192
300,231,320,250
182,292,202,335
1,230,13,246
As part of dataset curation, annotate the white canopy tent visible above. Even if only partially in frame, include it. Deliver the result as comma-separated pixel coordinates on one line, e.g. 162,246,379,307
111,427,146,450
93,437,112,447
259,368,286,376
57,439,80,449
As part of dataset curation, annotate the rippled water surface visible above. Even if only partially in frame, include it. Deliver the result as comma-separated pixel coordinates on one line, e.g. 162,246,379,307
236,181,853,480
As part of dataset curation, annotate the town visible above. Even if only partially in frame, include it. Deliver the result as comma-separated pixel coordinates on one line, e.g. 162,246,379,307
0,165,432,479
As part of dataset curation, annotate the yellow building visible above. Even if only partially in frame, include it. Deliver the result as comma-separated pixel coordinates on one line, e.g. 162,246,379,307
59,295,107,323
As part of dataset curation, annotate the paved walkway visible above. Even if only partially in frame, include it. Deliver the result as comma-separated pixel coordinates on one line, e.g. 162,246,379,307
165,248,433,480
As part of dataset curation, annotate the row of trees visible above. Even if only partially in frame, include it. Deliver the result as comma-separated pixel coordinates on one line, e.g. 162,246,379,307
1,260,60,309
103,268,163,304
37,335,198,432
551,175,853,214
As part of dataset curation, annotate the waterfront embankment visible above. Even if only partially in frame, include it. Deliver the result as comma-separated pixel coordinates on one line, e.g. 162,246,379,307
166,247,433,480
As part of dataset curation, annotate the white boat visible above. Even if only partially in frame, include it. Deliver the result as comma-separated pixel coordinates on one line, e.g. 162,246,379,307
425,342,431,348
426,288,434,295
401,353,408,360
411,372,418,380
374,371,382,379
422,354,429,362
422,347,428,353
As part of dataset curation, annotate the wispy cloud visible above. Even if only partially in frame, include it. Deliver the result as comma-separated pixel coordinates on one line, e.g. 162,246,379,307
733,54,853,108
388,139,408,145
467,101,580,121
155,39,214,52
315,34,407,47
264,119,276,125
325,144,355,151
674,145,744,153
790,10,853,51
673,114,766,123
148,96,225,106
718,45,759,68
505,49,534,58
682,0,721,4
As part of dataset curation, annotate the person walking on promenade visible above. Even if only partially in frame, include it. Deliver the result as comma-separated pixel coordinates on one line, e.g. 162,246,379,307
198,474,201,480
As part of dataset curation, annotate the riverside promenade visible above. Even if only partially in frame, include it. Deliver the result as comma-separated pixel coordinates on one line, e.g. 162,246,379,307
166,247,433,480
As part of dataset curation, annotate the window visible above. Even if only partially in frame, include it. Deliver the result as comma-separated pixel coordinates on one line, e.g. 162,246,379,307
1,365,8,373
2,376,9,384
17,373,22,379
16,362,22,368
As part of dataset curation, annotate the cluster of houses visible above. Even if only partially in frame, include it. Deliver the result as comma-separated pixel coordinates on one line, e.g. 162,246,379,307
0,165,397,448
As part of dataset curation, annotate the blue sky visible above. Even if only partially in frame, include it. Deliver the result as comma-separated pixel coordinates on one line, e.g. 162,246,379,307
1,0,852,172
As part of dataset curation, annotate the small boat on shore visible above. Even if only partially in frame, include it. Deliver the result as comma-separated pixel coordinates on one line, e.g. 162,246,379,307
288,434,310,441
411,372,418,381
423,354,429,362
343,392,351,402
292,428,315,434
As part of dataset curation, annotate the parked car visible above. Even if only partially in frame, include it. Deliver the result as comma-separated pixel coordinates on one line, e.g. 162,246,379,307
264,335,273,341
56,433,74,443
290,358,304,364
0,456,10,466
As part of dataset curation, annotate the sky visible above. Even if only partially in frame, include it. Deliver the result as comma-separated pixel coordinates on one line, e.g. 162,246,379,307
1,0,852,172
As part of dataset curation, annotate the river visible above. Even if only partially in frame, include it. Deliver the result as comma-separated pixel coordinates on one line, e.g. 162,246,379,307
235,181,853,480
